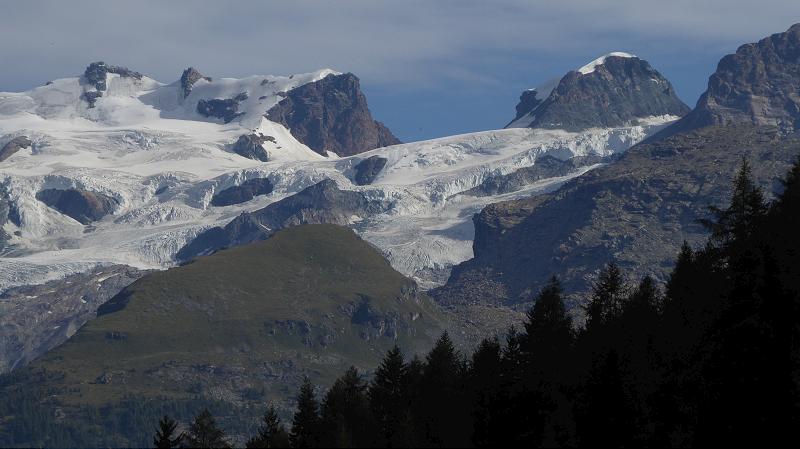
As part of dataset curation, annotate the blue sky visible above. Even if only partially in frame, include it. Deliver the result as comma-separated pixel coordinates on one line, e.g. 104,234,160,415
1,0,799,142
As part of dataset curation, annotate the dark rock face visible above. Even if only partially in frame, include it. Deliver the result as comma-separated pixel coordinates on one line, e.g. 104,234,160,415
36,189,119,224
434,126,800,307
0,188,11,243
0,136,31,162
510,89,546,124
83,61,143,91
231,133,275,161
177,178,387,260
197,92,248,123
211,178,274,207
353,155,388,185
0,265,147,373
658,23,800,138
266,73,400,156
180,67,211,98
510,56,689,131
466,154,609,197
81,91,103,108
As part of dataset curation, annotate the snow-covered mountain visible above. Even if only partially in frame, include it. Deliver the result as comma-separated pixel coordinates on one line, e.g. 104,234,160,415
506,52,689,130
0,60,681,294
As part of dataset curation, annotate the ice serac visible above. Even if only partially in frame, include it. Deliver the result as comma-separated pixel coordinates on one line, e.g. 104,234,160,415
507,53,689,131
177,179,388,261
655,23,800,138
266,73,401,156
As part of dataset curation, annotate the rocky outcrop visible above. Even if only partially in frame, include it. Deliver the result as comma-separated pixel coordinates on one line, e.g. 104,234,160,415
466,154,609,196
211,178,273,207
0,136,31,162
180,67,211,98
266,73,400,156
197,92,248,123
177,179,387,260
0,188,11,243
36,189,119,224
230,133,274,161
81,61,143,108
510,89,546,124
434,126,800,307
82,61,143,92
508,54,689,131
353,155,388,185
0,265,147,373
656,23,800,138
80,62,143,108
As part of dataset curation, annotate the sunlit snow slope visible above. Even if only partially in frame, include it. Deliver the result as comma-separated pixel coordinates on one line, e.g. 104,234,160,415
0,65,678,291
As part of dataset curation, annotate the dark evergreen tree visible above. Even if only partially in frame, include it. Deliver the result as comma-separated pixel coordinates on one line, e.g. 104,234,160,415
416,332,470,447
246,405,290,448
319,367,372,448
184,409,229,449
522,276,575,373
576,350,636,447
290,378,321,448
516,276,576,446
468,337,503,447
152,415,182,449
701,157,768,255
696,157,791,446
368,346,413,448
584,262,627,332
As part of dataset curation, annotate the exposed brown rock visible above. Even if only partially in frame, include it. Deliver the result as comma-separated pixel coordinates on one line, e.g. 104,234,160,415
266,73,400,156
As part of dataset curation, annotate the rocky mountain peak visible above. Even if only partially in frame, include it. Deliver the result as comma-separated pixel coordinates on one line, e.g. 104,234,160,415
266,73,401,156
82,61,143,92
180,67,211,98
658,23,800,137
507,53,689,131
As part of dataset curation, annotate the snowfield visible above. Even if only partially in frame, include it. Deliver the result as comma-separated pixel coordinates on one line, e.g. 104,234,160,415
1,67,678,291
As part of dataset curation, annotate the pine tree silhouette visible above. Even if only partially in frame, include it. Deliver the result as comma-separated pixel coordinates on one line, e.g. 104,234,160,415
319,367,372,447
184,409,229,449
523,276,576,447
584,263,627,332
468,337,503,447
417,332,470,447
152,415,183,449
246,404,289,448
290,378,321,448
368,346,413,448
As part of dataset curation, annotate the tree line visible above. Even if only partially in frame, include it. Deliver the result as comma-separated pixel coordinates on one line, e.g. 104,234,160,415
150,156,800,447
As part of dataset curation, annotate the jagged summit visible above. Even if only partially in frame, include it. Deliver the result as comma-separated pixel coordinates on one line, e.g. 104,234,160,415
654,22,800,139
0,62,397,158
507,53,689,130
82,61,144,91
179,66,211,98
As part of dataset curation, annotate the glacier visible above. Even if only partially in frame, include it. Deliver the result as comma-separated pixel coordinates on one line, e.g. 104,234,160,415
0,66,678,292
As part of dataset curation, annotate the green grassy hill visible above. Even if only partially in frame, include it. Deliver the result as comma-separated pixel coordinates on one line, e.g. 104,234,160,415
0,224,447,447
